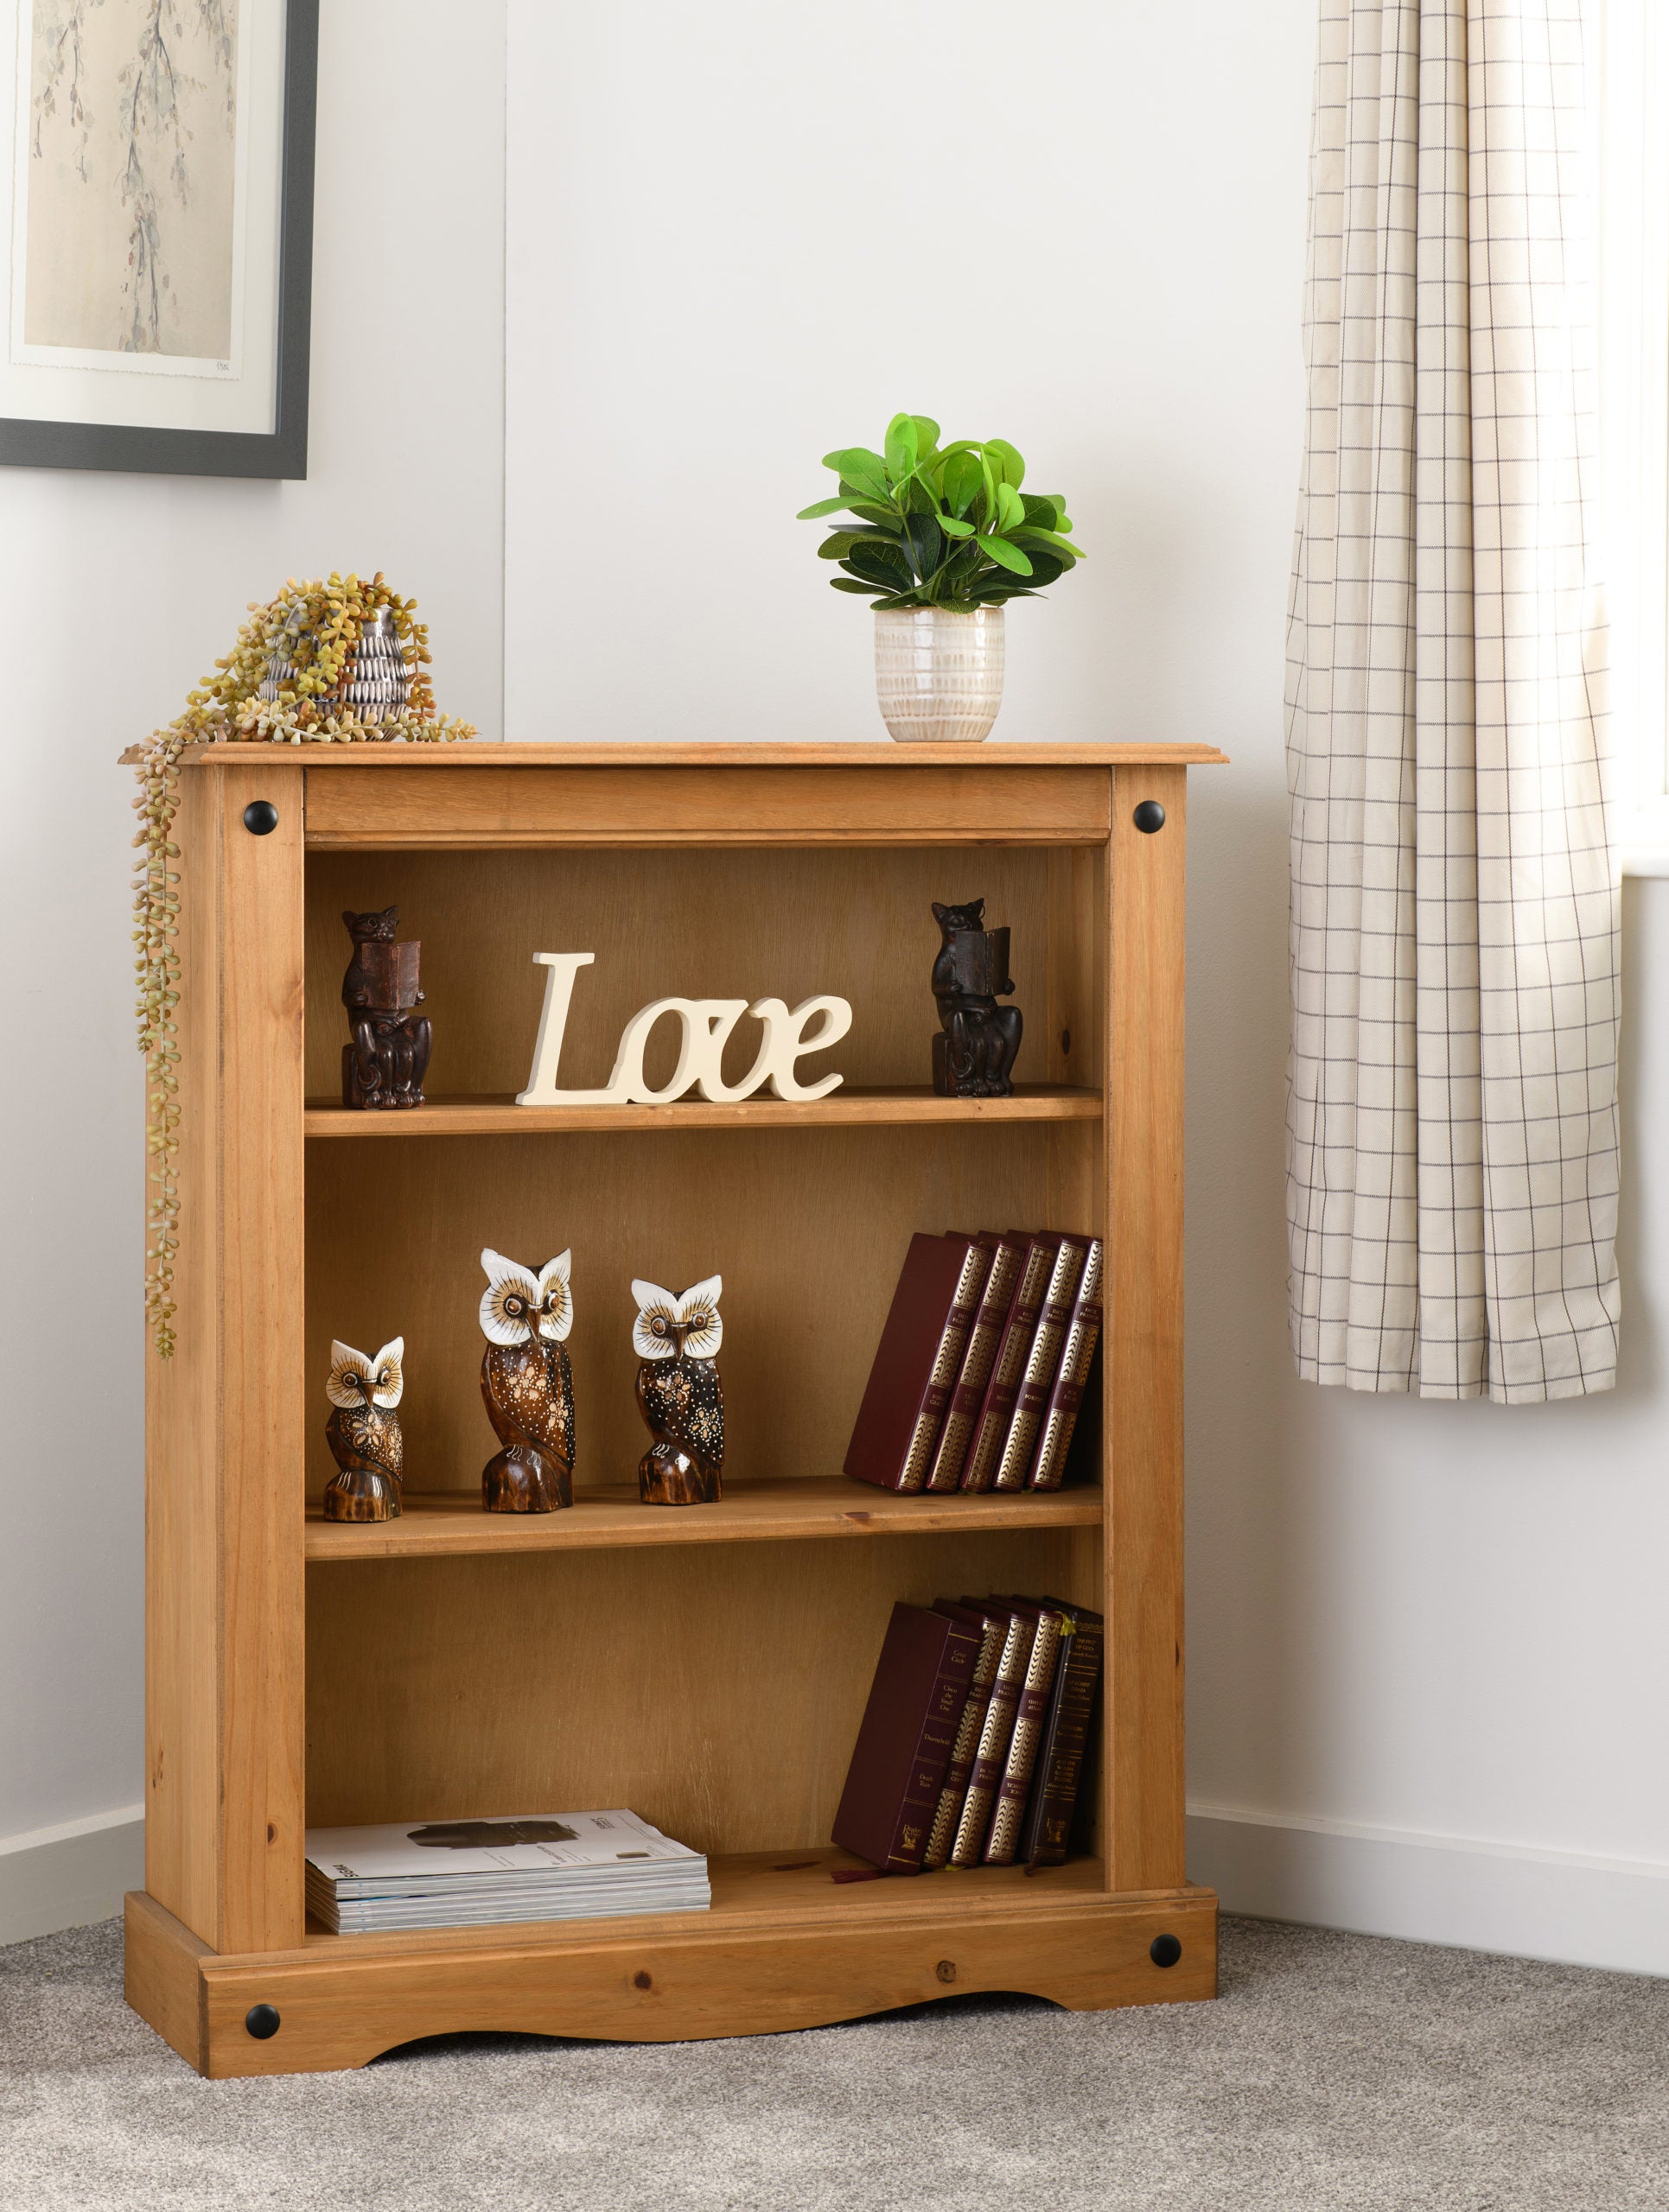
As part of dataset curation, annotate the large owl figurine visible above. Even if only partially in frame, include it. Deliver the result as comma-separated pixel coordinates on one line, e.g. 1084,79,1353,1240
324,1337,405,1521
479,1249,575,1511
633,1275,724,1506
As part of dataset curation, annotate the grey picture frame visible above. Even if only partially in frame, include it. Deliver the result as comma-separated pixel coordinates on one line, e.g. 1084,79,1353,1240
0,0,318,480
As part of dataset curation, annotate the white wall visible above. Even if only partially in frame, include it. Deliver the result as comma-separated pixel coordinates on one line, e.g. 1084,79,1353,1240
10,0,1669,1975
0,0,504,1939
505,0,1669,1973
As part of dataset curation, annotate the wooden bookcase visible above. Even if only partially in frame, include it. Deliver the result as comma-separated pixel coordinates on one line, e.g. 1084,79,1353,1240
124,740,1226,2077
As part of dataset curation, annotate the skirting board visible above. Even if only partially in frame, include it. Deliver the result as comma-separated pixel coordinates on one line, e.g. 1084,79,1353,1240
1188,1804,1669,1979
9,1802,1666,1977
0,1808,145,1948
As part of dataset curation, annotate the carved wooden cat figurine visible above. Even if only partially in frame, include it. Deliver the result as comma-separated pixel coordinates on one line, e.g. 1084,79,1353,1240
341,906,431,1109
931,898,1022,1097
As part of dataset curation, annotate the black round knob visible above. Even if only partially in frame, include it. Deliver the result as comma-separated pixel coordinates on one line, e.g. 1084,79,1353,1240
242,800,279,836
1132,800,1166,835
244,2003,281,2039
1150,1933,1182,1969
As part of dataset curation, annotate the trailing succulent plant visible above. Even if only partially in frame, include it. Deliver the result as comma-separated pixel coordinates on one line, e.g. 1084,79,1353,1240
797,414,1083,609
131,573,475,1357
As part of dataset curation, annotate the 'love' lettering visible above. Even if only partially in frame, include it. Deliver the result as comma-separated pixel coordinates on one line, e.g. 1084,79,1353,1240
517,954,853,1107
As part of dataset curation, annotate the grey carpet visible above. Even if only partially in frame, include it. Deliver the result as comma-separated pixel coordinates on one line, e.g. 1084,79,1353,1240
2,1916,1666,2211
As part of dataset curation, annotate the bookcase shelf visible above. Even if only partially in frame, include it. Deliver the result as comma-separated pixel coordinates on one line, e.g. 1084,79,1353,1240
129,739,1224,2079
302,1084,1103,1138
304,1475,1103,1560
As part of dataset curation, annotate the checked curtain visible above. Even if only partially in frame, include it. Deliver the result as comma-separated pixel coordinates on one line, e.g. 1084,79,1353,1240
1285,0,1618,1400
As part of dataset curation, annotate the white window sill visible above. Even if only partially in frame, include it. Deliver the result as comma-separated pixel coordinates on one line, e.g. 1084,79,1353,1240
1623,849,1669,878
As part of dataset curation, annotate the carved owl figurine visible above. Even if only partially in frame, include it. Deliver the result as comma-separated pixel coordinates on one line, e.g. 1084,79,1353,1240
479,1249,575,1512
324,1337,405,1522
633,1275,724,1506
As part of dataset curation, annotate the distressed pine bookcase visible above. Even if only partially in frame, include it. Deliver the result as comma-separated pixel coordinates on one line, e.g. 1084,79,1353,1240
125,739,1226,2077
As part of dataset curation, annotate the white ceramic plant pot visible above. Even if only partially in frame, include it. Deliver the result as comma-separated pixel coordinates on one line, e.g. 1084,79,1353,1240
873,605,1005,743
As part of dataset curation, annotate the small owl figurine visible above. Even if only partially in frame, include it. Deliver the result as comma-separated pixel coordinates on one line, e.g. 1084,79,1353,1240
479,1249,575,1512
633,1275,724,1506
324,1337,405,1522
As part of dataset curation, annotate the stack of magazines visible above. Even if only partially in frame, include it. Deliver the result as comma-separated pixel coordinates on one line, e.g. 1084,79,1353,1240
304,1809,710,1934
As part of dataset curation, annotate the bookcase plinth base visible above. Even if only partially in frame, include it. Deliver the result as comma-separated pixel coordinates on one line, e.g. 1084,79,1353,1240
125,1876,1218,2079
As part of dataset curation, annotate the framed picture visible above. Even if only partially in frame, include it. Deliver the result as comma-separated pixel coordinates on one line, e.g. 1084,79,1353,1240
0,0,316,478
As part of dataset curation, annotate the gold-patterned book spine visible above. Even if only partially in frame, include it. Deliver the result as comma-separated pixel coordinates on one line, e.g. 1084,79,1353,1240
1027,1238,1105,1491
959,1237,1058,1493
983,1605,1067,1864
948,1609,1037,1866
921,1610,1008,1869
924,1237,1026,1493
991,1238,1091,1491
895,1241,993,1493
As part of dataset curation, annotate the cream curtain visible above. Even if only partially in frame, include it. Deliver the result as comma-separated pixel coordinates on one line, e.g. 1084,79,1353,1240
1285,0,1618,1401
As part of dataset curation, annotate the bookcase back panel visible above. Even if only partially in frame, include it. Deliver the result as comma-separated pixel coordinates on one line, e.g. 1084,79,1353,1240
303,846,1051,1098
304,1527,1099,1854
304,1122,1103,1500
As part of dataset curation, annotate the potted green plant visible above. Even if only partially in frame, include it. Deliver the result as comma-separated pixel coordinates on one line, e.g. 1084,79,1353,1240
797,414,1083,741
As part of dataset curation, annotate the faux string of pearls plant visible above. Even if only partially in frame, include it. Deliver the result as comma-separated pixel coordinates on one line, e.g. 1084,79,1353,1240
797,414,1084,742
131,573,475,1357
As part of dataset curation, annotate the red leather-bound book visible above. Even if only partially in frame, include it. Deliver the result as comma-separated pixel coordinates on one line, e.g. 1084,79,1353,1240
946,1599,1037,1866
831,1603,983,1872
920,1600,1010,1869
844,1235,992,1494
923,1234,1030,1493
1026,1238,1105,1491
1018,1605,1105,1866
959,1236,1060,1493
991,1236,1092,1491
982,1599,1069,1863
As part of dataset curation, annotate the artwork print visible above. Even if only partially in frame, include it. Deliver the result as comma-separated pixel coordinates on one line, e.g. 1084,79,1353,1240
16,0,249,376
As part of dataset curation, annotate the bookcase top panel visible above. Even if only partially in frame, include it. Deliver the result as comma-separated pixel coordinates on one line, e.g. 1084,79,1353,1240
176,740,1230,769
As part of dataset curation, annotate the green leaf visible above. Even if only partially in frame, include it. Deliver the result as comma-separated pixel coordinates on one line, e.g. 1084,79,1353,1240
849,502,901,530
996,482,1026,533
978,455,997,526
819,528,895,561
1021,494,1061,531
901,512,943,580
1013,549,1063,587
846,543,914,590
831,578,888,595
940,452,983,517
883,413,919,480
1012,525,1086,559
825,447,889,499
937,512,975,538
984,438,1025,490
975,533,1034,576
910,415,940,456
797,495,855,520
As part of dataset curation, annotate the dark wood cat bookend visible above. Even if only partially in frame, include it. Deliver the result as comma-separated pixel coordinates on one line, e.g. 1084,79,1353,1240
341,906,432,1109
931,899,1023,1097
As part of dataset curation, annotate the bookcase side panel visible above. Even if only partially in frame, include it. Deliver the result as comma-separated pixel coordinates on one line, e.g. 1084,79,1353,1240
1103,765,1188,1893
145,771,225,1945
215,763,308,1953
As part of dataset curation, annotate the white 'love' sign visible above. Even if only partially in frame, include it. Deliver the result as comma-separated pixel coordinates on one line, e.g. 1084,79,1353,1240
517,954,854,1107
